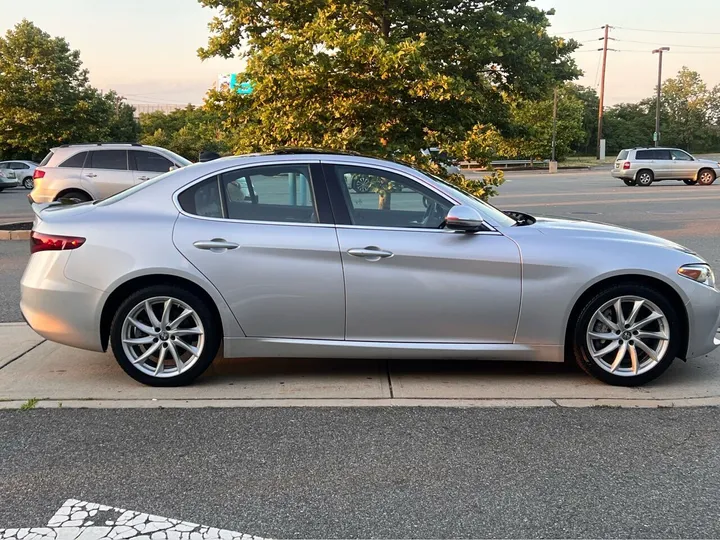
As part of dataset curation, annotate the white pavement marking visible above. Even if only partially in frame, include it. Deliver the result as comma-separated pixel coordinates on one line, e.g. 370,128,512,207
0,499,267,540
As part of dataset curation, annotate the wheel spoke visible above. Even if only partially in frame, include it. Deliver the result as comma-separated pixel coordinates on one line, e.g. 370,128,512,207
630,312,663,330
614,299,625,327
169,309,193,330
596,311,618,331
160,299,173,328
174,339,200,357
131,342,160,365
629,344,639,374
588,331,618,341
593,340,620,358
123,336,155,345
171,327,202,336
168,342,184,372
637,331,668,341
609,342,628,372
144,300,161,328
635,339,659,362
626,300,645,326
128,317,156,336
154,346,167,376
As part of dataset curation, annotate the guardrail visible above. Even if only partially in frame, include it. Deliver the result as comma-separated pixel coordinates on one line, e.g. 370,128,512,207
460,159,550,170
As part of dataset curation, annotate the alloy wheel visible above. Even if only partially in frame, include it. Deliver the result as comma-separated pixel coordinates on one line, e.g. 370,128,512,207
698,170,715,185
23,177,34,190
637,172,653,186
121,296,205,378
586,295,669,377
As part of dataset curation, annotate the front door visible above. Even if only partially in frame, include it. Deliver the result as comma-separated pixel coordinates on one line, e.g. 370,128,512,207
324,163,522,343
130,150,176,184
669,148,695,179
173,162,346,340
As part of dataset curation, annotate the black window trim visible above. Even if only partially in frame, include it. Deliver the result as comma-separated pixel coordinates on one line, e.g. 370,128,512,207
129,149,177,172
88,149,129,171
173,160,336,226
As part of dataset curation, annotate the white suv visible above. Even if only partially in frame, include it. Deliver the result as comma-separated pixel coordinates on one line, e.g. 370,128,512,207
30,144,191,203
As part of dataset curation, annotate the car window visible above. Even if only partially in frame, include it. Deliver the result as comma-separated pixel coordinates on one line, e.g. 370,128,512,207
131,150,175,173
177,177,223,218
58,151,88,168
333,165,452,229
89,150,128,170
220,164,317,223
635,150,652,160
39,152,54,166
616,150,629,160
653,149,672,160
671,149,693,161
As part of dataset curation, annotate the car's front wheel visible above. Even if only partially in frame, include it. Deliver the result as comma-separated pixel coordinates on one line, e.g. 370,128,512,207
572,284,680,386
697,169,716,186
622,179,636,186
110,285,221,386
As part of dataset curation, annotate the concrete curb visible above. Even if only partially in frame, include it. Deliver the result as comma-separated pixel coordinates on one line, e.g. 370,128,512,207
2,396,720,410
0,222,31,240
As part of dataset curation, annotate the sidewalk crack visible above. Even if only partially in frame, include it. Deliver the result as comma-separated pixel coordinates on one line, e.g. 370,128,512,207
0,339,46,371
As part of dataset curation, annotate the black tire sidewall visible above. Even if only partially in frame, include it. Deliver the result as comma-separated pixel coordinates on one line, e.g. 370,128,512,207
59,190,92,203
636,170,653,186
623,179,636,186
23,177,33,189
110,285,221,387
573,284,681,386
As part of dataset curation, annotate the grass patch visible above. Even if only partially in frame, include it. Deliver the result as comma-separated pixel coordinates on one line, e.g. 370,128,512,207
20,398,39,410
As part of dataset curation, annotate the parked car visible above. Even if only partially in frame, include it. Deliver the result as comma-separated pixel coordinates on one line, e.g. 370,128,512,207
29,143,192,203
0,160,38,189
21,151,720,387
611,147,720,186
0,168,18,191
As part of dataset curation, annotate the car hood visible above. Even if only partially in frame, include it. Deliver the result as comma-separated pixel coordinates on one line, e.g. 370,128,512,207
696,158,719,166
528,216,698,255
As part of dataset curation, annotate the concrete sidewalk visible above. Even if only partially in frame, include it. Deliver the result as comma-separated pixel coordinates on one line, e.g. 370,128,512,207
1,323,719,408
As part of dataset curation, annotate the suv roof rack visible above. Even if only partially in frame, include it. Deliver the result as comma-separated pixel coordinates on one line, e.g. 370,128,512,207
58,142,144,148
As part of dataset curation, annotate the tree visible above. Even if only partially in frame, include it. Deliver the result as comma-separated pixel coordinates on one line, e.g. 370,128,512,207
0,20,138,160
566,84,599,155
199,0,580,198
139,105,229,160
603,101,655,153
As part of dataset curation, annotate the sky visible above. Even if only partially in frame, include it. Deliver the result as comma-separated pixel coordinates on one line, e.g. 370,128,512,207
1,0,720,107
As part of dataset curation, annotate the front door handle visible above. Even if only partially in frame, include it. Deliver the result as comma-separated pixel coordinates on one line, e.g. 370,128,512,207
347,247,394,261
138,175,150,181
193,238,240,252
85,173,97,178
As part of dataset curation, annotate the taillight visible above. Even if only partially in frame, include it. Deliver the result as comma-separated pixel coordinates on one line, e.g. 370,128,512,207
30,232,85,254
622,161,631,170
33,169,45,179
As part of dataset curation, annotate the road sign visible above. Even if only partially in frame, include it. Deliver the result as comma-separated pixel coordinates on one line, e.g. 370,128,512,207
218,74,254,95
653,131,658,142
0,498,267,540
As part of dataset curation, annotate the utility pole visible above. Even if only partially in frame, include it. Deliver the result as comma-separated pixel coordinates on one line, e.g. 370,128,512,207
551,87,558,162
596,24,610,160
653,47,670,147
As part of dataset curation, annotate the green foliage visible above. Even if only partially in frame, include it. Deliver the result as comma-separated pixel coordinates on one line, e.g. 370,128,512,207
0,20,138,160
199,0,580,197
139,105,229,161
20,398,38,411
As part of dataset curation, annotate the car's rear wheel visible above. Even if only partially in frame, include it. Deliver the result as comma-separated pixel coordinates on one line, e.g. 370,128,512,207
110,285,221,386
23,177,34,189
636,170,654,186
697,168,716,186
572,284,680,386
57,190,92,204
622,179,636,186
683,179,697,186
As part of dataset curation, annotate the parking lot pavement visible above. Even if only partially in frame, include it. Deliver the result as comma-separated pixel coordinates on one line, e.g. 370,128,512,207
0,187,32,225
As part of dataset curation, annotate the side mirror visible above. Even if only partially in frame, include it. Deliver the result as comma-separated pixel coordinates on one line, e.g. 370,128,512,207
445,205,485,233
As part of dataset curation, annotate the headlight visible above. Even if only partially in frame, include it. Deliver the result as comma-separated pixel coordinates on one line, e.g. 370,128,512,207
678,264,716,288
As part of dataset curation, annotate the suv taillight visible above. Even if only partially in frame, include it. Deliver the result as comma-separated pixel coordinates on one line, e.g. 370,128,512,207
30,232,85,254
622,161,631,170
33,169,45,179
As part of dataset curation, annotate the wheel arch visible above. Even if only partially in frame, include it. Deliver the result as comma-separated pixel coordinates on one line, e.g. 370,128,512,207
100,273,228,352
633,168,654,181
694,167,716,182
564,273,689,360
54,187,93,201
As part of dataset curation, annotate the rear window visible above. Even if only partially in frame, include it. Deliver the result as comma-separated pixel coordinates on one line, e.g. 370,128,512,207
39,152,54,167
59,151,88,168
616,150,629,161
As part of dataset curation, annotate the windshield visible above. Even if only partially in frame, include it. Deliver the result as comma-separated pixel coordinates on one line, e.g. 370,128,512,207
421,172,517,227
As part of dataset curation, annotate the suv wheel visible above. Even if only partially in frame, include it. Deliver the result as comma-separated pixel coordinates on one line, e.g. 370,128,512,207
622,179,636,186
572,284,680,386
636,170,654,187
697,169,716,186
110,285,221,386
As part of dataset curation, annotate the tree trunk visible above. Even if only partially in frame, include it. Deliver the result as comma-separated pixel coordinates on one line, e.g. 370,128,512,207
378,191,391,210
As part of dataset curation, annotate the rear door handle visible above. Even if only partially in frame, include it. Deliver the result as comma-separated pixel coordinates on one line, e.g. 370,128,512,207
85,173,97,178
193,239,240,252
347,247,394,261
137,176,150,181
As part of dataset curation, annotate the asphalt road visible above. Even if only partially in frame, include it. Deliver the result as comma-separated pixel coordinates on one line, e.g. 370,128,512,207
0,186,32,225
1,407,719,538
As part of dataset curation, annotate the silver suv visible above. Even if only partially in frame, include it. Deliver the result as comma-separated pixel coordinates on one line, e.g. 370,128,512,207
611,147,720,187
30,143,191,203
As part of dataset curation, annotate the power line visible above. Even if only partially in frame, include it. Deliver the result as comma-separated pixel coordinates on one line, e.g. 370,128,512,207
553,27,602,34
615,38,720,49
615,25,720,36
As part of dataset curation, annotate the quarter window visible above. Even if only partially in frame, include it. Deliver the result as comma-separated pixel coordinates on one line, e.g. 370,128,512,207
59,151,88,168
177,178,223,218
131,150,175,173
89,150,128,170
332,165,452,229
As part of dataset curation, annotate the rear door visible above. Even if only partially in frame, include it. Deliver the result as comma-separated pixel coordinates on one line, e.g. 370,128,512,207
173,161,346,340
613,150,629,173
650,149,672,179
85,150,133,198
130,150,176,184
633,149,657,178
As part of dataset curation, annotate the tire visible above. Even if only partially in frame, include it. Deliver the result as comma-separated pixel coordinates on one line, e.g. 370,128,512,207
572,283,681,386
622,179,636,186
57,190,91,203
635,169,654,187
23,176,34,190
351,176,372,193
697,168,716,186
683,179,697,186
110,285,221,387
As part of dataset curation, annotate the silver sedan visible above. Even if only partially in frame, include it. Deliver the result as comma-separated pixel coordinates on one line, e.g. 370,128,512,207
20,152,720,386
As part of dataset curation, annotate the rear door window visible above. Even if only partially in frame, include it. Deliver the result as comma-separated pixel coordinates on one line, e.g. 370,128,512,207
89,150,128,170
653,150,672,160
59,151,88,168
